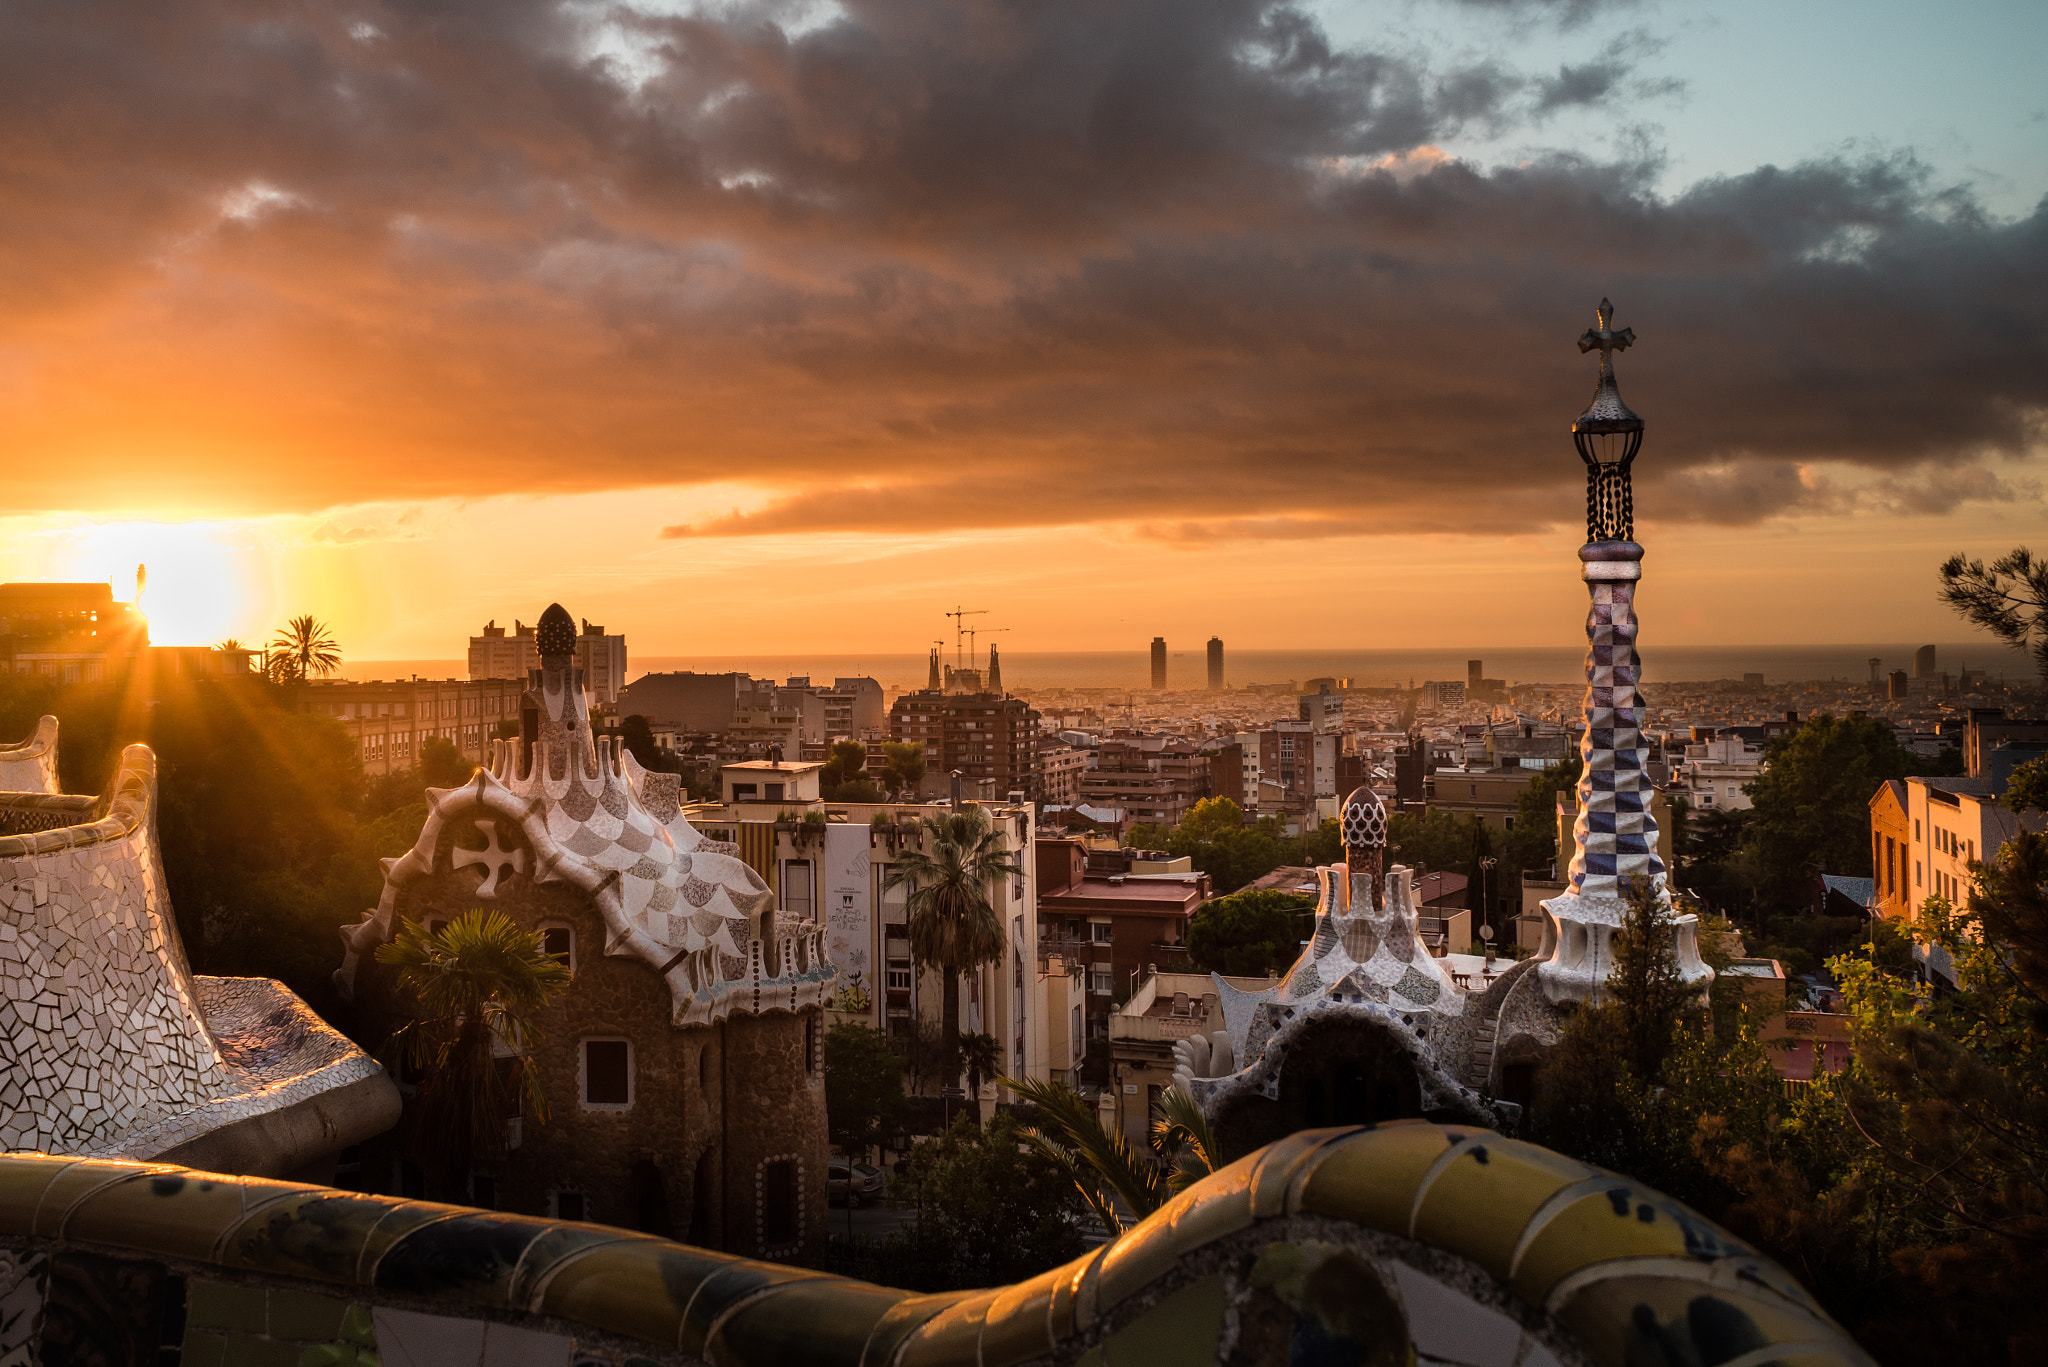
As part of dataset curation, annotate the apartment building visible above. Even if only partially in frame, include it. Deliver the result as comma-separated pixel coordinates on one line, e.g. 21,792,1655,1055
0,581,150,681
1034,741,1090,807
1676,730,1765,812
306,677,527,775
887,691,1038,799
687,776,1081,1100
1899,776,2044,915
1869,780,1913,922
469,618,628,703
1035,839,1209,1063
1256,722,1337,802
1074,739,1206,828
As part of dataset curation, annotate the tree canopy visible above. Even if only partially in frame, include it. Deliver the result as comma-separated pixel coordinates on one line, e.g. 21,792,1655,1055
1127,802,1341,894
1743,713,1919,896
1939,545,2048,685
1185,888,1315,977
823,1023,905,1162
875,1113,1088,1292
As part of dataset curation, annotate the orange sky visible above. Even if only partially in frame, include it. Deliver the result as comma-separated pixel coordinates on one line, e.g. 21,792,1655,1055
1,2,2041,657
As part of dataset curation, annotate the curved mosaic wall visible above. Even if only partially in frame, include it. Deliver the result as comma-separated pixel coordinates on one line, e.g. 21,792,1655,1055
0,1121,1872,1365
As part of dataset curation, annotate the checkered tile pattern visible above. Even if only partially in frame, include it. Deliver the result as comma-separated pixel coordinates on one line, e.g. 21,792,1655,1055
1566,574,1666,899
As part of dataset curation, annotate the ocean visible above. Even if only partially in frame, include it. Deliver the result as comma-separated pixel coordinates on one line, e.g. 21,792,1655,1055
340,642,2035,692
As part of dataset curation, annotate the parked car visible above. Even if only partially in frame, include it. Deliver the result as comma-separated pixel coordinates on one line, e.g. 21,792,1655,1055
826,1160,887,1207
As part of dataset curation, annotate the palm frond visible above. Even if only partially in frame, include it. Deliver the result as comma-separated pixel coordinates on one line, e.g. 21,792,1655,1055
1150,1085,1221,1193
1002,1074,1167,1237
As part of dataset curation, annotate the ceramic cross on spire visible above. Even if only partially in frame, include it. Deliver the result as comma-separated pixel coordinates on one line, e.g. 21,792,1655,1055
1576,297,1635,366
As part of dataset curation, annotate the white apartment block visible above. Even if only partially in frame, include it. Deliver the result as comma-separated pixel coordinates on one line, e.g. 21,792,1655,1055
469,618,628,704
1677,732,1765,812
689,777,1084,1103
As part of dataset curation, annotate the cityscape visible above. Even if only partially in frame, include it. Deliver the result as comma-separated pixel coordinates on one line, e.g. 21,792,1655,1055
1,3,2045,1366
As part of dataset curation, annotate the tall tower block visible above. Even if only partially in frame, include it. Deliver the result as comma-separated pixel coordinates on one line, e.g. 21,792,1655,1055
1207,637,1225,691
1151,637,1167,690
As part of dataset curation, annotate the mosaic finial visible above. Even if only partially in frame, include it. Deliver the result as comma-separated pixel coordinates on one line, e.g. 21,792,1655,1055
1340,784,1388,910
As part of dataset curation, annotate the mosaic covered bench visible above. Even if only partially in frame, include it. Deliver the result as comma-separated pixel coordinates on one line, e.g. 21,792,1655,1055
0,1121,1870,1366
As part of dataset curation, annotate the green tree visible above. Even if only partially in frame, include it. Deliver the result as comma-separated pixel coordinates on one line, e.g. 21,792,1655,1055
617,715,683,775
1502,755,1582,874
1743,713,1917,900
1608,876,1694,1086
1939,546,2048,685
266,614,342,682
1004,1076,1221,1238
2005,755,2048,817
1832,834,2048,1362
823,1023,905,1164
1177,796,1246,844
883,807,1020,1089
1185,889,1315,976
419,735,472,790
880,741,926,797
878,1112,1088,1291
1387,808,1492,878
375,910,573,1181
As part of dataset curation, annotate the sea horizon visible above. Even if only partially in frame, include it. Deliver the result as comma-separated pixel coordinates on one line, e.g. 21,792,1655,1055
336,641,2036,693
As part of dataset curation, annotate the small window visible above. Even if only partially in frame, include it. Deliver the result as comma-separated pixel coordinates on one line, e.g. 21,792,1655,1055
1089,967,1112,995
783,861,814,920
887,960,912,991
582,1039,632,1108
554,1190,586,1221
1091,923,1114,944
540,924,574,969
765,783,785,802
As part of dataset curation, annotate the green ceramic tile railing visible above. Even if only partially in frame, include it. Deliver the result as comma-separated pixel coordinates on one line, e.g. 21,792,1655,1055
0,1121,1875,1366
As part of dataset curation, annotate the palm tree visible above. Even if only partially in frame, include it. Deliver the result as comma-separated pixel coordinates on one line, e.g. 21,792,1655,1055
375,910,572,1180
213,637,244,652
960,1031,1002,1100
1001,1076,1221,1239
267,614,342,681
883,807,1020,1089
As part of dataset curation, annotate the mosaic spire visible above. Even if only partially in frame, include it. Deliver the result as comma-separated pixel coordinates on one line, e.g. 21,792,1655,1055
1538,301,1711,1003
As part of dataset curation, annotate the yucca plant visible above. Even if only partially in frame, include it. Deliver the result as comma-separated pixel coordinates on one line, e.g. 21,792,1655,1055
376,910,572,1170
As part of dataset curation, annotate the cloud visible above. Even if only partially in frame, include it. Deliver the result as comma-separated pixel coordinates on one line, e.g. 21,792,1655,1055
0,0,2038,546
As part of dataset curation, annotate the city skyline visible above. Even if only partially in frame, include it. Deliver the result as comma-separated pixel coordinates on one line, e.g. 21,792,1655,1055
0,1,2041,656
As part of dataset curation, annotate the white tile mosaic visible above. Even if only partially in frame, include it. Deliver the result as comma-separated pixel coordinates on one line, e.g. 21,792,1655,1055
0,743,388,1162
334,622,838,1028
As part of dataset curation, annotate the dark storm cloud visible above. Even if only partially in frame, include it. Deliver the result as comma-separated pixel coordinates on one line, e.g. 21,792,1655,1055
0,0,2040,538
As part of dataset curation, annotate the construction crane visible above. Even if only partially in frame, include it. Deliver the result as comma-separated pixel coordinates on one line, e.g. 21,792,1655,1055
943,606,988,672
964,625,1010,663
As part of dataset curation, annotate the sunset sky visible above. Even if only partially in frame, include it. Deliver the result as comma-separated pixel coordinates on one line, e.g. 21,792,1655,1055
1,0,2042,658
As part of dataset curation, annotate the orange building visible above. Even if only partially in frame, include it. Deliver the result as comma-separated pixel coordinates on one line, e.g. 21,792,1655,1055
1868,779,1913,921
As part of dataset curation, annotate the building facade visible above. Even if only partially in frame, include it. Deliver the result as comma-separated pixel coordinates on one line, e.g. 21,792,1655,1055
338,605,834,1259
687,775,1075,1103
306,677,527,776
469,618,628,703
887,691,1038,799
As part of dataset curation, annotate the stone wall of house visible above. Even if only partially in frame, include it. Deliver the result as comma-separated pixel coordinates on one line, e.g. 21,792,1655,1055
358,819,826,1260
